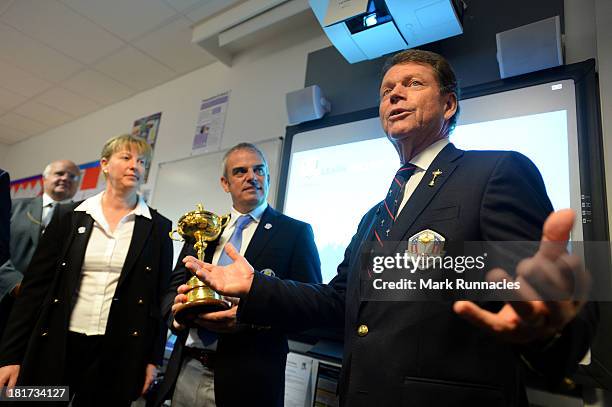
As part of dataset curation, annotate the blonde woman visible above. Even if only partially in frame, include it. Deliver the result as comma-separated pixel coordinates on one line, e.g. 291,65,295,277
0,134,172,406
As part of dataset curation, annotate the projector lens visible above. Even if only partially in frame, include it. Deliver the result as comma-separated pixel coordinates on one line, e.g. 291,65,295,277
363,13,378,27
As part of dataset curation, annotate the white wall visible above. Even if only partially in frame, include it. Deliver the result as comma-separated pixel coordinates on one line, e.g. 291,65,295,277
595,0,612,238
564,0,598,65
565,0,612,238
2,23,330,196
0,144,8,169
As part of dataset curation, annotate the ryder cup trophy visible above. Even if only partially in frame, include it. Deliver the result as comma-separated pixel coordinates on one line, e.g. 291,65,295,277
170,204,231,325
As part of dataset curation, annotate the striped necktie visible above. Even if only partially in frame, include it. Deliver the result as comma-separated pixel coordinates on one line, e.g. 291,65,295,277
373,163,416,247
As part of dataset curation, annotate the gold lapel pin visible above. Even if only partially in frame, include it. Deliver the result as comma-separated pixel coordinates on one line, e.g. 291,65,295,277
428,169,442,187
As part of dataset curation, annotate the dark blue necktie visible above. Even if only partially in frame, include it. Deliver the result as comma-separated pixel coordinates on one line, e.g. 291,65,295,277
373,163,416,247
198,214,253,346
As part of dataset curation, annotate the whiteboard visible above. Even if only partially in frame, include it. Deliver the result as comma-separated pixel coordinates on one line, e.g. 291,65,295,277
151,138,283,264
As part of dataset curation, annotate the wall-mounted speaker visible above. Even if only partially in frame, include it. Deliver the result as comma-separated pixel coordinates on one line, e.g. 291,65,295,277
286,85,331,125
496,16,563,79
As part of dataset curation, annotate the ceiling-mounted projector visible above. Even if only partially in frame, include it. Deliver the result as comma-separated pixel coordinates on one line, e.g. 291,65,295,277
309,0,465,63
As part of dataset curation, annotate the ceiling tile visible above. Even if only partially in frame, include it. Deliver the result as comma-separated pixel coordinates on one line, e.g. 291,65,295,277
0,22,83,83
0,0,124,64
185,0,243,23
63,69,136,105
14,101,75,127
61,0,177,41
134,16,215,74
162,0,202,13
0,0,14,15
0,112,48,135
0,86,28,111
0,60,52,98
35,87,101,117
0,123,28,145
94,46,176,91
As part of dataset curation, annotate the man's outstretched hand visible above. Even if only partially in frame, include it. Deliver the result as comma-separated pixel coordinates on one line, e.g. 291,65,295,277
183,243,255,298
454,209,590,344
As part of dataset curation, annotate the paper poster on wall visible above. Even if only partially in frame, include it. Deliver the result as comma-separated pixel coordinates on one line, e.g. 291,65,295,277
131,112,161,182
10,160,105,201
192,92,230,155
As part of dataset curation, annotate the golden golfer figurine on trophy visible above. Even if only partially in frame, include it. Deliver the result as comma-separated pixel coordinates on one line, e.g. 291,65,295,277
170,203,231,325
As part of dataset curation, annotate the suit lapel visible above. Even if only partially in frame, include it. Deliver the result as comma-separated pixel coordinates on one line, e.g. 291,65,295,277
116,214,153,289
243,206,277,263
357,144,463,316
65,212,94,296
28,196,43,245
388,143,463,246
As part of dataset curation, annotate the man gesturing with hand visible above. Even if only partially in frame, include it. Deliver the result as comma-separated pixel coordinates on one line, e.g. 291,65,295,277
181,50,597,407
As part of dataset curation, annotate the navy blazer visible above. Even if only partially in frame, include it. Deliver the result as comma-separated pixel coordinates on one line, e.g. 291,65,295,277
237,144,598,407
0,201,173,402
155,205,322,407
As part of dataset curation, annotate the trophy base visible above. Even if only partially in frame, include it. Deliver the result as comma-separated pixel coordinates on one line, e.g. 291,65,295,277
174,298,231,326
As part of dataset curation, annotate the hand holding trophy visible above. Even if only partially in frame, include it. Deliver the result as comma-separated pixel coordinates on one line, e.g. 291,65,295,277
170,204,231,325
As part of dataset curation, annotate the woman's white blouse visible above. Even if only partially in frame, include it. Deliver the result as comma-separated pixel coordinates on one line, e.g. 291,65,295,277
69,191,150,335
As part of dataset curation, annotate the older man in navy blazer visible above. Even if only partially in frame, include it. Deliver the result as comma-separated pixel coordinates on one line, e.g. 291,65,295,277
182,50,597,407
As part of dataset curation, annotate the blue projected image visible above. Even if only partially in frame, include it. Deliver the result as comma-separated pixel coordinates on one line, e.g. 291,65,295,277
285,137,398,282
451,110,570,211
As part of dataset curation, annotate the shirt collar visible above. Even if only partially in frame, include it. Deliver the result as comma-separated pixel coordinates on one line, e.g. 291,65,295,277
42,192,69,207
409,138,449,172
133,195,151,219
74,191,151,219
229,202,268,228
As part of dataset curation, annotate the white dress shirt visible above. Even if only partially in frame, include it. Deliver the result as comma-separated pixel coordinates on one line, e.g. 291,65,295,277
41,193,69,227
69,191,151,335
397,138,449,215
186,202,268,349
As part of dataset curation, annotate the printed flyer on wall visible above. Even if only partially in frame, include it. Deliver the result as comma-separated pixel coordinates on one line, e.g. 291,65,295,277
192,92,229,155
